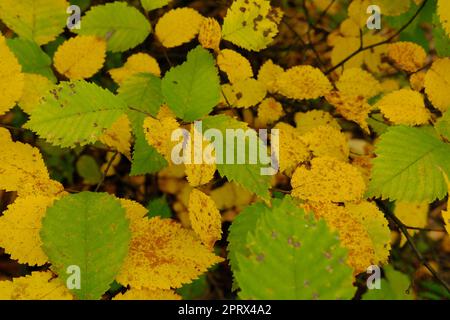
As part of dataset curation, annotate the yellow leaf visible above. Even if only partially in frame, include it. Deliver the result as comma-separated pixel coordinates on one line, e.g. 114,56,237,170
410,71,426,92
198,18,222,51
425,58,450,112
225,78,267,108
0,33,24,115
0,129,64,197
109,53,161,85
18,74,53,115
0,0,68,45
256,98,284,127
346,201,391,265
294,110,341,135
336,68,381,99
114,288,181,300
437,0,450,37
376,89,430,126
143,115,180,161
99,114,132,159
388,42,426,73
209,182,254,211
217,49,253,84
188,189,222,249
54,36,107,80
117,217,223,289
222,0,283,51
120,198,148,233
300,125,349,162
395,202,429,246
277,66,332,100
274,123,309,173
326,90,372,133
304,201,376,274
0,196,55,265
155,8,204,48
257,59,284,93
291,157,366,202
0,271,72,300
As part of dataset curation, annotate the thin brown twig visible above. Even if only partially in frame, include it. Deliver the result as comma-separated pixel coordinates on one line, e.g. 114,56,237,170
377,200,450,293
95,151,119,192
325,0,429,74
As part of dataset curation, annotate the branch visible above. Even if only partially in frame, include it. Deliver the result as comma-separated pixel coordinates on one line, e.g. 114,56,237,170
95,151,119,192
377,200,450,293
325,0,429,75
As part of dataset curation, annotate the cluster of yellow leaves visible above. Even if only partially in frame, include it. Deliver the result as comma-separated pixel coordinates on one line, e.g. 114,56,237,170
0,32,24,115
109,53,161,85
54,36,107,80
114,288,181,300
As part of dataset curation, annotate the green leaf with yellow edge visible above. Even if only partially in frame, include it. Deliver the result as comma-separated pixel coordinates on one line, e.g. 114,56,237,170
141,0,171,11
40,192,131,300
436,109,450,141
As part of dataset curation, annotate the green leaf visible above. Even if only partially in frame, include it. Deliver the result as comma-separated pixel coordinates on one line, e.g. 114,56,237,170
231,197,355,300
118,73,163,117
6,38,56,82
76,155,102,185
177,274,208,299
127,109,167,176
436,109,450,140
0,0,67,45
368,126,450,202
141,0,170,11
147,196,172,219
202,115,272,201
162,46,221,121
227,202,269,274
363,266,414,300
25,80,127,148
40,192,131,300
74,2,152,52
433,13,450,57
